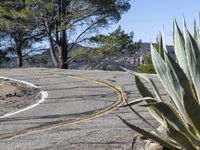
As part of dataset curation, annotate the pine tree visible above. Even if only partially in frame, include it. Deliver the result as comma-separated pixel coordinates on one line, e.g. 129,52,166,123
30,0,131,69
0,0,44,67
1,0,131,69
86,26,141,59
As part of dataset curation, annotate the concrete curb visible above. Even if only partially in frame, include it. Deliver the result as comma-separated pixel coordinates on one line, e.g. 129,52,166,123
0,76,48,118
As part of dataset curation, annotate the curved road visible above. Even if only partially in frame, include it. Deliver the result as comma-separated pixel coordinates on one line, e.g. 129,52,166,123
0,68,163,150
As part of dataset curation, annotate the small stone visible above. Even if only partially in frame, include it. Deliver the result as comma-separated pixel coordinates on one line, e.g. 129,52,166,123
145,141,163,150
132,126,168,150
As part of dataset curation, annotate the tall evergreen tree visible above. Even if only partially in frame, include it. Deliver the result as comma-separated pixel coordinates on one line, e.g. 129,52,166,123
28,0,131,69
0,0,44,67
87,26,141,58
71,26,141,61
0,0,131,69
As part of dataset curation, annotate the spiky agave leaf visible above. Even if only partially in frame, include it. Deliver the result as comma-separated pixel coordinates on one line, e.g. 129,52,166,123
151,44,188,122
118,116,181,150
184,31,200,104
173,20,191,82
194,20,200,50
142,102,200,147
165,120,197,150
120,17,200,150
120,66,164,102
183,91,200,135
135,76,166,126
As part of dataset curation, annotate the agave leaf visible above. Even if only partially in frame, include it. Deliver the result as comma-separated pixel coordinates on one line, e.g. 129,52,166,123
188,123,197,136
135,76,154,98
122,96,166,130
148,78,164,102
135,76,166,125
121,18,200,150
165,52,196,99
158,33,165,59
151,44,187,121
184,24,200,102
121,97,157,107
183,92,200,135
173,19,191,81
121,82,159,132
164,52,182,101
161,29,168,53
194,20,200,50
118,116,181,150
141,102,186,131
122,96,166,126
166,55,200,134
121,66,164,102
123,102,159,132
143,102,200,146
164,51,199,129
166,120,197,150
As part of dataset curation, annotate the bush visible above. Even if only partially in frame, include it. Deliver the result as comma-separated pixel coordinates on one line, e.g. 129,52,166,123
137,64,155,74
137,53,156,73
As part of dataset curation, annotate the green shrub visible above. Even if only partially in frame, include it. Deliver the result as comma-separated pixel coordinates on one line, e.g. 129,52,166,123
137,53,156,73
137,64,155,74
120,18,200,150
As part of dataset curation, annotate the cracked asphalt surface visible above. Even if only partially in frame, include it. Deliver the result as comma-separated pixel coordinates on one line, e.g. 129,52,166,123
0,68,164,150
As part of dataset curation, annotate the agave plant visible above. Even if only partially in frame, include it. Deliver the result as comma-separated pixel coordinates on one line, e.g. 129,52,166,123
119,19,200,150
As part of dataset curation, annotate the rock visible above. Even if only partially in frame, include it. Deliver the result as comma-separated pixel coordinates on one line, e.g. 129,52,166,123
145,141,163,150
132,126,168,150
132,133,147,150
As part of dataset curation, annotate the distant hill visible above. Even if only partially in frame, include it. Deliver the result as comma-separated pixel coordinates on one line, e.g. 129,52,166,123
0,42,174,70
69,42,175,70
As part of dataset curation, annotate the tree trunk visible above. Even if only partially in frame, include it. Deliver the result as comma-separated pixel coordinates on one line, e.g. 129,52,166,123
16,46,22,67
45,20,59,68
12,32,23,67
58,30,68,69
58,0,68,69
48,34,59,68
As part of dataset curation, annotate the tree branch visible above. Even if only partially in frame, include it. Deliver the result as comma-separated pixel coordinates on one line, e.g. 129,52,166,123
68,19,102,52
22,48,46,57
44,19,59,45
22,32,44,43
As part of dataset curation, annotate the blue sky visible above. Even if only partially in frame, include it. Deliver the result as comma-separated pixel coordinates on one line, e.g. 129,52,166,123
107,0,200,45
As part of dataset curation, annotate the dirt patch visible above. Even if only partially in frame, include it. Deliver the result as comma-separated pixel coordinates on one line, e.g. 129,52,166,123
0,78,41,116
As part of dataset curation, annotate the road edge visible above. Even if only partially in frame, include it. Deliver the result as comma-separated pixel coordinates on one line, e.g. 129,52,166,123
0,76,48,118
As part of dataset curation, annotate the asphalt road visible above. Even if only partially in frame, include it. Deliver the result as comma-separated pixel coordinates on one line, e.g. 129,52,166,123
0,68,164,150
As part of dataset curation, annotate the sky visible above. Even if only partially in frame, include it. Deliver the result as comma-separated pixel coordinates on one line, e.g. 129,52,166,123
106,0,200,45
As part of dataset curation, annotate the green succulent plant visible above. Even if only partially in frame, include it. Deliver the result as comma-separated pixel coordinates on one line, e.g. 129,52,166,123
119,18,200,150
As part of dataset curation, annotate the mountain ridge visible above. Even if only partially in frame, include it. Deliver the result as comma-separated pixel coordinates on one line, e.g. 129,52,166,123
0,42,174,70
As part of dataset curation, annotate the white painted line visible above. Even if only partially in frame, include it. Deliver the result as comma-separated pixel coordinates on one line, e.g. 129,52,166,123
0,76,48,118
